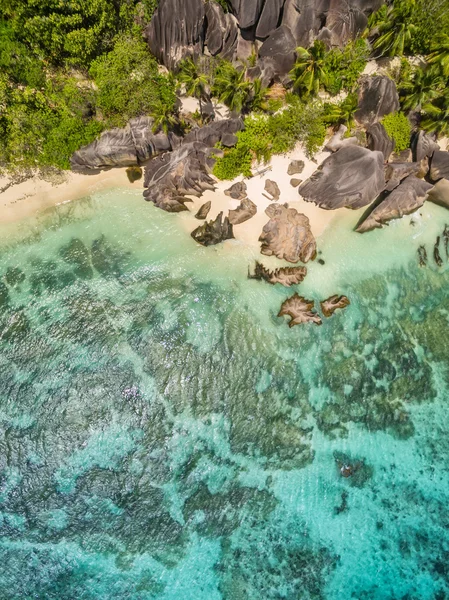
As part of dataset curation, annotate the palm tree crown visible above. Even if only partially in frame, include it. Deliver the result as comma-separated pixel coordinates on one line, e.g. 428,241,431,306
289,41,328,98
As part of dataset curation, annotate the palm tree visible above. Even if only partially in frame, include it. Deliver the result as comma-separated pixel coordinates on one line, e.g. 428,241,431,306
399,66,444,111
421,93,449,136
370,0,417,57
289,41,329,98
212,61,252,113
178,58,209,117
151,101,178,134
323,94,358,128
247,78,269,112
427,34,449,77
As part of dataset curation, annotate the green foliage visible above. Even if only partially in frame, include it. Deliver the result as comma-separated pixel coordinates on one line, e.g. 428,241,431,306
90,34,177,127
323,94,359,129
289,41,328,98
381,112,411,152
322,40,369,95
142,0,159,20
399,65,444,111
427,34,449,77
213,98,326,180
212,61,252,113
421,94,449,136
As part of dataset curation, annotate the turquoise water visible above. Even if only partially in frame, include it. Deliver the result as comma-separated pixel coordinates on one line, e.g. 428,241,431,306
0,188,449,599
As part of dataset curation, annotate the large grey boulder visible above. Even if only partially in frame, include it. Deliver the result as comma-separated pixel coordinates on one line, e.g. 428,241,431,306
228,197,257,224
412,130,439,163
427,178,449,208
191,212,234,246
298,146,385,210
384,161,423,192
259,203,316,263
325,124,360,152
204,1,240,59
256,0,286,38
366,122,395,160
258,25,297,78
356,175,433,232
355,76,400,126
184,118,244,146
144,0,205,70
429,151,449,182
70,117,172,171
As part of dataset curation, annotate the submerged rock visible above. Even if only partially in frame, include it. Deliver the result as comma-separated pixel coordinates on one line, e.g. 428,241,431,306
434,236,443,267
228,197,257,225
334,451,373,487
191,212,234,246
0,281,10,307
59,238,94,280
278,293,322,327
248,261,307,286
320,295,350,317
299,146,385,210
443,225,449,258
4,267,25,287
355,76,400,126
429,151,449,182
225,181,247,200
264,179,281,201
195,201,212,220
418,245,427,267
259,203,316,263
356,176,433,232
287,160,305,176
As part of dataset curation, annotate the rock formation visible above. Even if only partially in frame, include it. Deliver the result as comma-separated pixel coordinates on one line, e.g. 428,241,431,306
264,179,281,201
427,178,449,208
412,130,439,163
355,76,400,126
225,181,247,200
288,160,305,176
434,236,443,267
259,203,316,263
384,161,425,192
320,295,350,317
418,245,427,267
278,293,322,327
429,151,449,182
195,201,212,220
325,125,359,152
290,178,302,187
228,197,257,225
356,175,433,232
298,146,385,210
191,211,234,246
366,122,395,160
248,261,307,286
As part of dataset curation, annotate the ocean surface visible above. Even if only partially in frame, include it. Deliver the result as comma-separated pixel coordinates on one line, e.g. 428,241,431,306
0,188,449,599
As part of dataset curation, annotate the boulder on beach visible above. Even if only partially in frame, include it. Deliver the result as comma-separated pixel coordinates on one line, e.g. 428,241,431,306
325,125,359,153
259,203,316,263
278,293,322,327
228,197,257,225
290,178,302,187
356,175,433,232
320,295,350,317
298,146,385,210
225,181,247,200
366,122,395,160
191,211,234,246
264,179,281,201
427,178,449,208
412,130,439,163
429,151,449,182
288,160,305,176
248,261,307,286
195,201,212,220
355,76,400,126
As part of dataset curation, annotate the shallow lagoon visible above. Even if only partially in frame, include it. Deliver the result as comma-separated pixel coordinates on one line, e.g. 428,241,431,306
0,188,449,599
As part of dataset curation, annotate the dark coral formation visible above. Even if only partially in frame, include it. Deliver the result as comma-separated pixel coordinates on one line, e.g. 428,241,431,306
248,261,307,286
191,211,234,246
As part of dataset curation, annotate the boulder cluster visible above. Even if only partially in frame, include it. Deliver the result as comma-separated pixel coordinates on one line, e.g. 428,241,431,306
144,0,384,82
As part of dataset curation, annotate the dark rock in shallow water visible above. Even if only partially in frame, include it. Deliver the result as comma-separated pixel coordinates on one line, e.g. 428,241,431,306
4,267,25,287
356,175,433,232
355,76,399,126
126,166,142,183
288,160,305,176
144,0,205,70
0,281,10,306
334,451,373,487
320,295,350,317
278,293,322,327
366,122,395,160
418,245,427,266
412,130,439,163
59,238,94,280
434,236,443,267
264,179,281,201
191,212,234,246
299,146,385,210
1,309,30,341
91,235,127,277
228,197,257,225
225,181,247,200
248,261,307,286
195,201,212,220
444,225,449,258
429,151,449,182
259,203,316,263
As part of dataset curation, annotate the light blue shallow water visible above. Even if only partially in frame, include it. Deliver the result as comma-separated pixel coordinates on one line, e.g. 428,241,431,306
0,188,449,599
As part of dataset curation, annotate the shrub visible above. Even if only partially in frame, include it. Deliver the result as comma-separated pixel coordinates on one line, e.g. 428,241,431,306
381,112,411,152
323,40,369,95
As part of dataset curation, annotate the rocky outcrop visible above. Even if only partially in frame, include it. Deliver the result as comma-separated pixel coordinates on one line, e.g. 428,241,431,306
325,124,359,152
384,161,424,192
228,198,257,224
225,181,247,200
366,122,395,160
356,175,433,232
299,146,385,209
412,130,439,163
191,212,234,245
258,24,297,80
290,178,302,187
195,201,212,220
204,1,239,59
429,151,449,182
288,160,305,176
259,203,316,263
71,117,173,171
320,295,350,317
355,76,400,126
264,179,281,201
184,118,244,146
248,261,307,286
427,178,449,208
143,142,217,212
278,293,322,327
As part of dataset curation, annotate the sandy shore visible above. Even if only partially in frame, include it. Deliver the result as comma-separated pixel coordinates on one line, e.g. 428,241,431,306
0,168,136,225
